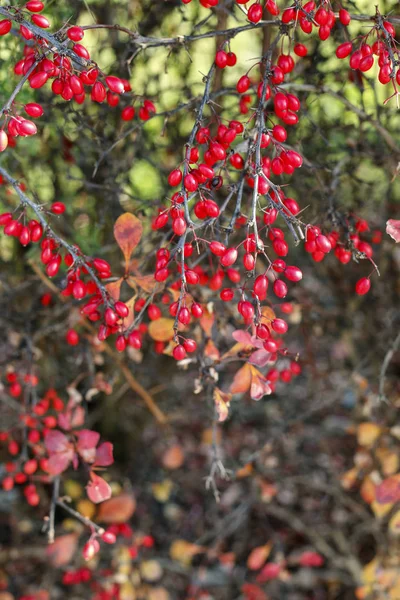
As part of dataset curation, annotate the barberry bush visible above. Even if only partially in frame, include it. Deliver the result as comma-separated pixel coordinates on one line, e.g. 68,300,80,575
0,0,400,598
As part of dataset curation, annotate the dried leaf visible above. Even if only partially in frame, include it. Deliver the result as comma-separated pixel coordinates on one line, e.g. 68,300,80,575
386,219,400,242
214,387,232,422
46,533,79,567
97,493,136,523
106,278,123,302
114,213,143,264
148,318,175,342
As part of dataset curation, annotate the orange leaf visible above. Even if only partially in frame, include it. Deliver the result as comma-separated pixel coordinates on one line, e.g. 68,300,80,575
148,318,175,342
204,339,220,361
199,306,214,338
247,543,272,571
46,533,79,567
230,363,252,395
162,444,185,470
357,422,382,447
214,387,232,422
120,295,136,331
97,493,136,523
114,213,143,265
105,278,123,302
127,273,157,294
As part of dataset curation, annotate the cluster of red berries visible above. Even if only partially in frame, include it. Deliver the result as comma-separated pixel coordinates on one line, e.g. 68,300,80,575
0,3,157,153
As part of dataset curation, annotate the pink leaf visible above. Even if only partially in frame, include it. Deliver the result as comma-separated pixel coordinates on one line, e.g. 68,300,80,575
46,452,73,475
76,429,100,463
249,349,271,368
232,329,253,345
386,219,400,243
86,472,112,504
94,442,114,467
44,430,70,453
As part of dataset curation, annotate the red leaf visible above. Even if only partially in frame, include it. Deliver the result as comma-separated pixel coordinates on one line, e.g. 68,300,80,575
94,442,114,467
386,219,400,243
76,429,100,463
86,472,112,504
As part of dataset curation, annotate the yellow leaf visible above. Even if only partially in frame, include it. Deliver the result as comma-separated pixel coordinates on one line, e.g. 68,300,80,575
170,540,204,566
148,318,175,342
376,448,399,477
114,213,143,265
260,306,276,321
214,387,232,422
76,499,96,520
371,500,393,518
152,479,173,503
140,560,163,582
148,588,170,600
340,467,359,490
357,423,382,447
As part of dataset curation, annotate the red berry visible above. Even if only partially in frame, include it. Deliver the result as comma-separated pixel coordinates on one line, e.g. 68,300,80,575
355,277,371,295
66,329,79,346
173,344,187,360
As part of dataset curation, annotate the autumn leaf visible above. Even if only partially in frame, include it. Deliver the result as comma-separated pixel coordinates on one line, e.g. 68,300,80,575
375,475,400,504
97,492,136,523
214,387,232,422
76,429,100,463
230,363,252,395
199,305,214,337
114,213,143,266
386,219,400,242
105,278,123,302
127,273,157,294
46,533,79,567
170,539,205,566
247,543,272,571
241,583,268,600
357,422,382,447
162,444,184,470
148,318,175,342
204,339,220,361
86,472,112,504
